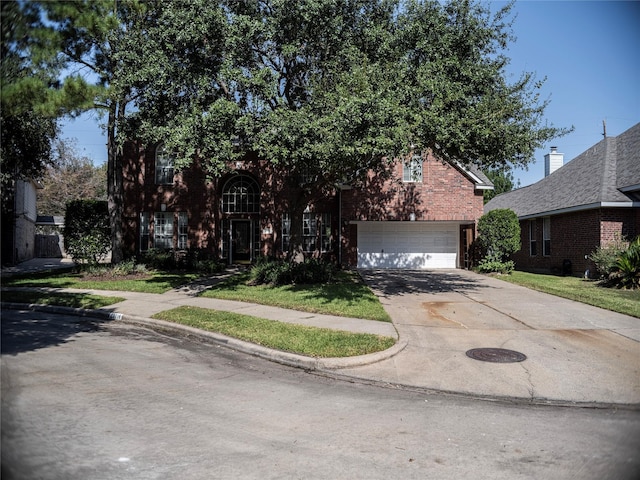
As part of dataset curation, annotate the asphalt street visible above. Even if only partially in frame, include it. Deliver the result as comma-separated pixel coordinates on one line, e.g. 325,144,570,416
2,309,639,480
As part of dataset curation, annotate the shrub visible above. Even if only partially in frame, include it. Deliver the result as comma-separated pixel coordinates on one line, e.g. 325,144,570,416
589,234,629,278
476,209,521,273
140,248,175,270
249,258,292,286
291,258,336,284
81,260,148,277
139,248,224,274
181,248,225,273
193,259,225,275
477,259,515,274
608,236,640,289
110,259,140,276
249,257,336,286
64,200,110,265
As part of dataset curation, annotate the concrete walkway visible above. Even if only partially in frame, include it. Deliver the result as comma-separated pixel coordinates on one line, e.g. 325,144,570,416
2,258,639,407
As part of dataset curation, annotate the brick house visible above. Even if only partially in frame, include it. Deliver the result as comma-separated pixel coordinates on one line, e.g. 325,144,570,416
122,141,492,269
485,122,640,277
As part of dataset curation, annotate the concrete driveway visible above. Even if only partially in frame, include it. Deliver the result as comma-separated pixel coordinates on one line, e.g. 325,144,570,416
342,269,640,406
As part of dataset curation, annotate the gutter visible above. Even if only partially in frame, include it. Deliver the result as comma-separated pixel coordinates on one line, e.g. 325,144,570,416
517,201,640,220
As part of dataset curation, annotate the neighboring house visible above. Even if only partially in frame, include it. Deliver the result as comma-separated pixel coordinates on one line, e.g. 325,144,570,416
122,141,492,269
1,178,42,265
485,122,640,277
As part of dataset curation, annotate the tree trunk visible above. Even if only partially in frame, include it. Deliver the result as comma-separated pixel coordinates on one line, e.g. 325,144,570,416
107,102,124,264
285,185,308,264
287,207,305,263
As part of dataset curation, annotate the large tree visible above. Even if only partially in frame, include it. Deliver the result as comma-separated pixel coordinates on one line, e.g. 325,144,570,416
23,0,570,261
1,1,61,264
37,138,107,217
1,1,59,205
483,167,520,204
25,0,145,264
125,0,569,258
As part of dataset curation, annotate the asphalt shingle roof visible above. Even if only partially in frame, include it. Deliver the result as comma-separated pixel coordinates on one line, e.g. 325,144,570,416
456,162,493,189
485,122,640,218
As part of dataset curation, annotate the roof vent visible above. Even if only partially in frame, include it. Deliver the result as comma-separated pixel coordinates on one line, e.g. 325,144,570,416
545,146,564,177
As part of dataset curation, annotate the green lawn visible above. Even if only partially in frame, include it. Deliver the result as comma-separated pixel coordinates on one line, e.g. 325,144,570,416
199,270,392,322
498,271,640,318
1,290,124,309
1,271,200,294
153,306,396,358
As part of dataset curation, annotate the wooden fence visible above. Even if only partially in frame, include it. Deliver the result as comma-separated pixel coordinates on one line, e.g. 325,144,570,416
35,234,64,258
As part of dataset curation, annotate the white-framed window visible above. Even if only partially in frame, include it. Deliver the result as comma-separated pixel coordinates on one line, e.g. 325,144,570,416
319,213,331,252
154,212,173,249
302,211,316,252
155,144,175,185
543,217,551,257
403,156,423,182
222,175,260,213
282,212,331,253
178,212,188,250
529,220,537,256
282,215,291,252
140,212,150,252
299,166,317,185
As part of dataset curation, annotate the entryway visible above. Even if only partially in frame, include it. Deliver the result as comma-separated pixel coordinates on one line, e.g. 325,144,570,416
230,220,252,264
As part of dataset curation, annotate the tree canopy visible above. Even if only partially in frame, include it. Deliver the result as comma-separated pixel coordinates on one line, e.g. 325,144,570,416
118,0,570,255
126,0,570,183
25,0,146,263
1,1,58,208
21,0,571,259
483,167,520,204
37,138,107,217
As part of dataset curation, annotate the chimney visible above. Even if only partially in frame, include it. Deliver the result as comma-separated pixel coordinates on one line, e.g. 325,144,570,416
544,146,564,177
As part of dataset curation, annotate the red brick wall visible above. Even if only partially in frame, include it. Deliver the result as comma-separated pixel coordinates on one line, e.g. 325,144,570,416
122,142,339,259
601,208,639,245
339,154,484,266
340,154,483,222
123,145,484,266
512,207,639,277
123,141,220,256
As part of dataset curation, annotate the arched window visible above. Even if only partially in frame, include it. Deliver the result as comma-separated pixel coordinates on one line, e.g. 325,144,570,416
222,175,260,214
155,144,175,185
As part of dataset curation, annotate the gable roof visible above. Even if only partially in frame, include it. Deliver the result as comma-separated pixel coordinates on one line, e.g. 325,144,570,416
485,122,640,218
454,161,494,190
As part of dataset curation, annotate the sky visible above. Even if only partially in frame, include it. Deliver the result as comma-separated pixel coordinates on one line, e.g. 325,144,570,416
61,0,640,187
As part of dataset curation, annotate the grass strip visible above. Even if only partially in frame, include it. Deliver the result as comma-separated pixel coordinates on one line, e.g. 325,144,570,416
152,306,396,358
200,271,391,322
1,271,200,294
1,290,124,309
498,271,640,318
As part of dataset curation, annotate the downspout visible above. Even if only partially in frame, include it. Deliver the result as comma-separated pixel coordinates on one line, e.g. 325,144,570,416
338,187,342,266
12,169,18,265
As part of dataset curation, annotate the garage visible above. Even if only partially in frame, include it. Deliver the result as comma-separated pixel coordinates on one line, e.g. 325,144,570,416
356,221,458,269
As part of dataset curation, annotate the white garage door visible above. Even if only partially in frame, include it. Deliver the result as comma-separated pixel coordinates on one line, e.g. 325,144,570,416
357,222,458,269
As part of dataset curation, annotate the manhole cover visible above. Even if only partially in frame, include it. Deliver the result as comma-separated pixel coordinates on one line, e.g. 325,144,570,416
465,348,527,363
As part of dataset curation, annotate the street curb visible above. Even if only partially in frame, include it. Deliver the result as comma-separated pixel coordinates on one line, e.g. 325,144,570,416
0,302,407,371
4,302,639,410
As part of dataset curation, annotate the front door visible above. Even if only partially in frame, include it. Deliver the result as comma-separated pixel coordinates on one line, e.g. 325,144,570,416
231,220,252,263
